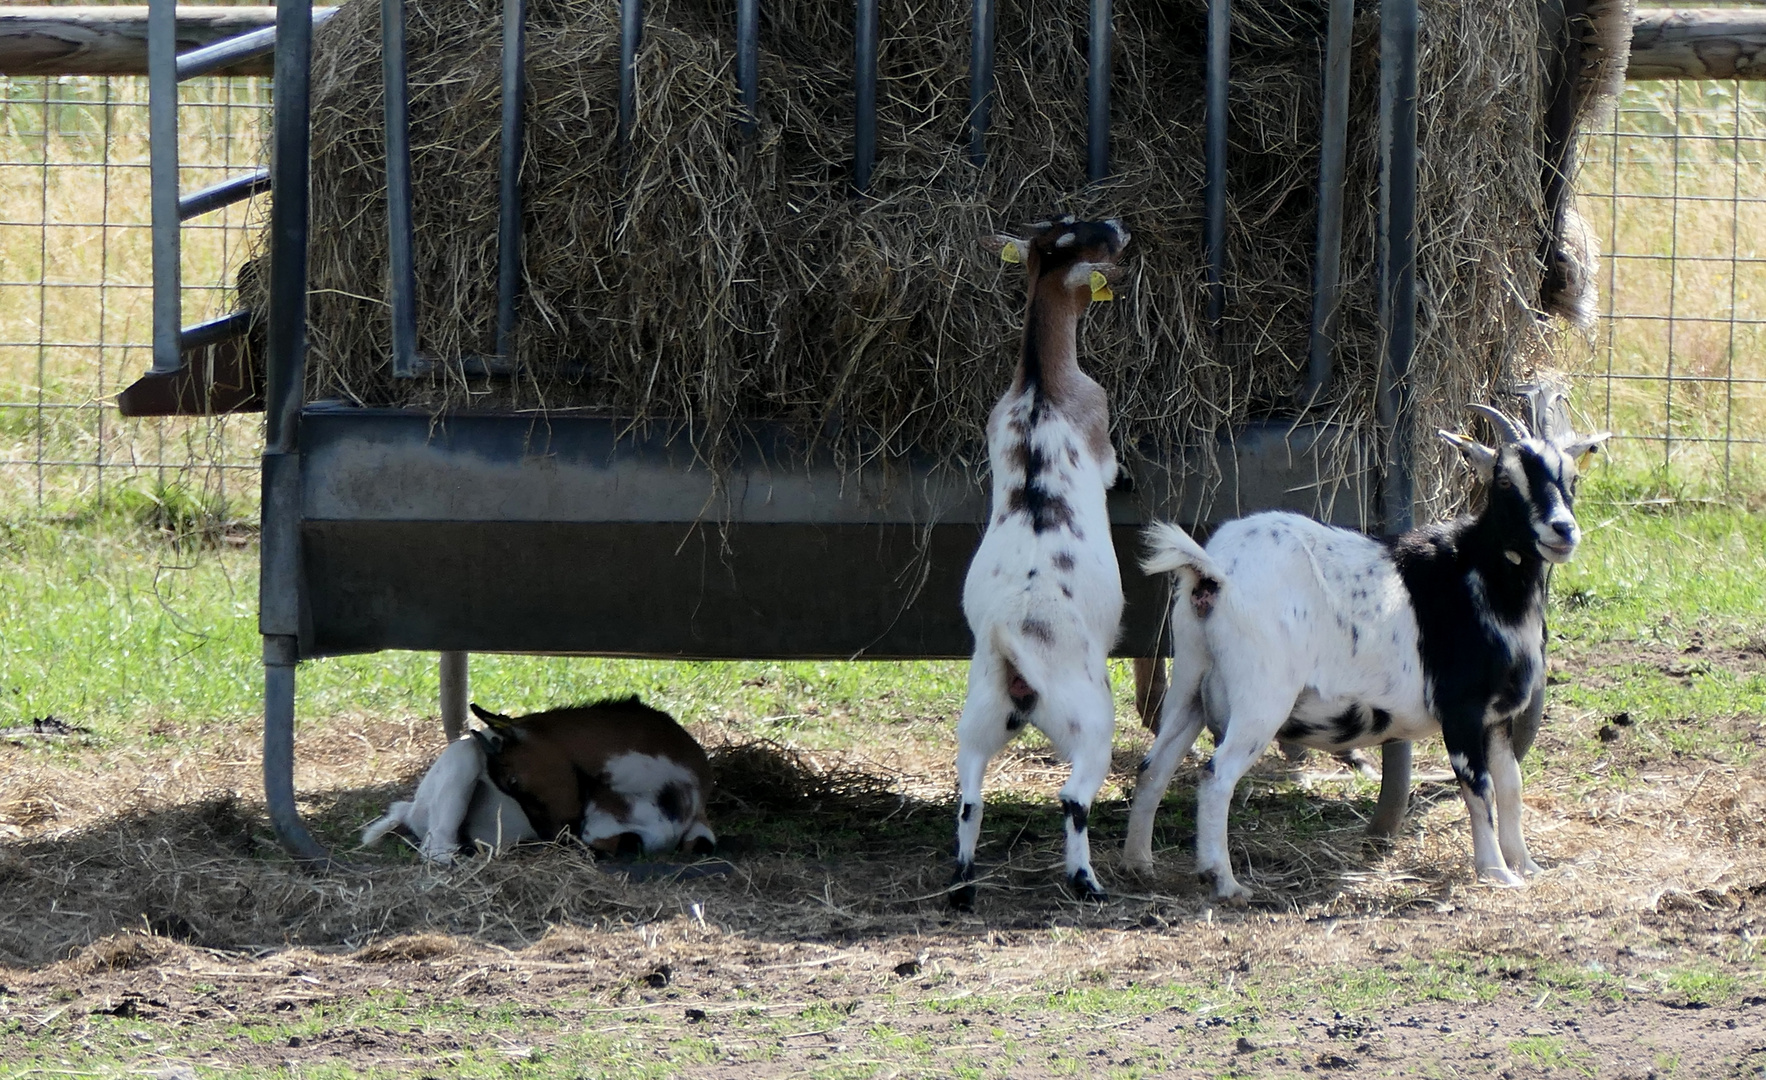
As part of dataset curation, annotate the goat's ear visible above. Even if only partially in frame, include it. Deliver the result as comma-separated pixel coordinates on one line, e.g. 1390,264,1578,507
1556,430,1611,466
1439,429,1497,481
982,234,1029,266
469,701,513,728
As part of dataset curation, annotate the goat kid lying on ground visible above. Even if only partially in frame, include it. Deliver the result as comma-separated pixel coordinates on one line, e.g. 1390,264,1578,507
1124,405,1608,902
362,696,716,864
951,216,1130,909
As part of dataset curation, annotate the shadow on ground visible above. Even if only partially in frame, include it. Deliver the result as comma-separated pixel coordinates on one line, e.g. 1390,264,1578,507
0,739,1444,968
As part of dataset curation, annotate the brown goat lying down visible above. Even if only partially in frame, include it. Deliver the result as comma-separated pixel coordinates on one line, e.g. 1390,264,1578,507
362,696,716,864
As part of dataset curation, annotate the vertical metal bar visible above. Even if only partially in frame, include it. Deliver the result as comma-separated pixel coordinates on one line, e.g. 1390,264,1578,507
496,0,526,361
440,651,469,742
1202,0,1230,327
1663,80,1681,477
267,0,314,454
1370,0,1418,834
1368,742,1412,837
968,0,993,166
737,0,760,138
148,0,182,374
1303,0,1353,405
382,0,418,378
265,642,332,865
262,0,315,866
1086,0,1111,183
619,0,642,149
1375,0,1417,538
853,0,879,194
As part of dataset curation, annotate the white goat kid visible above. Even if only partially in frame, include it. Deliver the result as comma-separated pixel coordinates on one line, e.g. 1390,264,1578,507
361,731,536,864
951,216,1130,909
1124,405,1609,902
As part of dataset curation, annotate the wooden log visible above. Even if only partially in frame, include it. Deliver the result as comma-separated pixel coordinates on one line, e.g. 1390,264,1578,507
1,5,1761,81
1628,8,1766,80
0,6,335,78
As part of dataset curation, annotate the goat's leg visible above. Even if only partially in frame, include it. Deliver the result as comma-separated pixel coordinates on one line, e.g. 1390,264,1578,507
1193,685,1293,904
1445,720,1524,887
412,738,488,864
1055,673,1116,901
1488,735,1539,876
1123,696,1205,873
951,651,1014,911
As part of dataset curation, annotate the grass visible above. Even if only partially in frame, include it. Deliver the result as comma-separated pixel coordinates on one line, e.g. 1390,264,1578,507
3,472,1755,741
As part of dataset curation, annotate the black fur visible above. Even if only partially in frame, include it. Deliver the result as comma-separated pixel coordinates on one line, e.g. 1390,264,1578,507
1385,443,1568,800
1061,798,1088,836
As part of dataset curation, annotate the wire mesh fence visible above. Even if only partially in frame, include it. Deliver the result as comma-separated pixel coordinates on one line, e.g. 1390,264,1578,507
0,71,1759,518
0,72,268,517
1571,79,1766,498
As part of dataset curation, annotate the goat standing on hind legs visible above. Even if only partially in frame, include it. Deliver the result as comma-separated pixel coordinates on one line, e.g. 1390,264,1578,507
1123,404,1608,903
950,217,1130,911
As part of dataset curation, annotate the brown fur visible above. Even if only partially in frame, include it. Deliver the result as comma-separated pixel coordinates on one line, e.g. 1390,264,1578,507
475,698,711,851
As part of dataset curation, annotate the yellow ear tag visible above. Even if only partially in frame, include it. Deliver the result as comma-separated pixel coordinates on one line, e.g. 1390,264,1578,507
1577,449,1596,470
1089,270,1114,302
999,242,1021,265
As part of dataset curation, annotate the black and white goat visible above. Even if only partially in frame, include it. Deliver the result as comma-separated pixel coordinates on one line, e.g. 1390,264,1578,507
952,217,1129,909
1124,406,1608,902
362,696,716,864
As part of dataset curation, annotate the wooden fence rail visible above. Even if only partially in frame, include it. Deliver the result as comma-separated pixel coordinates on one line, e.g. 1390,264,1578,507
0,5,1761,79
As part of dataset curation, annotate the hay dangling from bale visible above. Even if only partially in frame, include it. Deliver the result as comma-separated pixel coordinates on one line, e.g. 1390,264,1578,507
248,0,1554,517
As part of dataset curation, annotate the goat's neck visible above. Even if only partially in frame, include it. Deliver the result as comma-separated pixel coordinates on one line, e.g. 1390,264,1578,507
1013,276,1086,400
1460,511,1549,620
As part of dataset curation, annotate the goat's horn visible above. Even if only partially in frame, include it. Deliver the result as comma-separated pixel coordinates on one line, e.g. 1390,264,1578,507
1467,403,1527,443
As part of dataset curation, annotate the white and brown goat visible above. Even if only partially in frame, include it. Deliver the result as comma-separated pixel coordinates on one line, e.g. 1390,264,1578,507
951,216,1129,909
362,696,716,863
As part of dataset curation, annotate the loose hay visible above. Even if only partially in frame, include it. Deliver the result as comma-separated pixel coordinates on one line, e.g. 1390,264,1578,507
3,704,1763,966
247,0,1559,516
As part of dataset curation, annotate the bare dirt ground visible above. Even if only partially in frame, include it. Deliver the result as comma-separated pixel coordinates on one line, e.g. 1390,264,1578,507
1,639,1763,1077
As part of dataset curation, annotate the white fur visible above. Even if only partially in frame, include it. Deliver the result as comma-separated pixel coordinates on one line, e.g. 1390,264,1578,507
954,380,1122,900
1123,510,1522,902
361,736,536,864
580,751,711,854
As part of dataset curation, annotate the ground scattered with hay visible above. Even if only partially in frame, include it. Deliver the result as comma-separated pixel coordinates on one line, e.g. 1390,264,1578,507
0,633,1761,1076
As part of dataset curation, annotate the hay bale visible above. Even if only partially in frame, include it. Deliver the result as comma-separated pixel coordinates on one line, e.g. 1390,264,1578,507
252,0,1552,515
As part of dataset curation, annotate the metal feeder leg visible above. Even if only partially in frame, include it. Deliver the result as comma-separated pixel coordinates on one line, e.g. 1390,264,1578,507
440,651,469,741
1368,741,1412,838
264,635,331,864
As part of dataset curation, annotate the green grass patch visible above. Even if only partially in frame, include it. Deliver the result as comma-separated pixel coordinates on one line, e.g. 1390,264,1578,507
1508,1034,1597,1077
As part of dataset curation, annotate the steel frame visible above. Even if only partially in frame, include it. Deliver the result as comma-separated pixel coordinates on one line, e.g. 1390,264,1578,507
244,0,1422,862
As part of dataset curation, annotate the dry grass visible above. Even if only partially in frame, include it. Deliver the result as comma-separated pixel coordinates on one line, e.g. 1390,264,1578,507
1564,80,1766,494
0,75,266,511
0,650,1759,970
252,0,1556,519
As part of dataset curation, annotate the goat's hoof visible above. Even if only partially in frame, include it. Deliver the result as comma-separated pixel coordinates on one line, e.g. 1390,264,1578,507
1513,857,1542,877
1068,870,1108,903
948,883,978,912
1477,865,1527,888
1201,868,1252,906
1122,855,1156,878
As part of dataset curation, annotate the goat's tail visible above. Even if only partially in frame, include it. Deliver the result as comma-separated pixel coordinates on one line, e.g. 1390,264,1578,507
361,801,414,848
1140,521,1222,583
